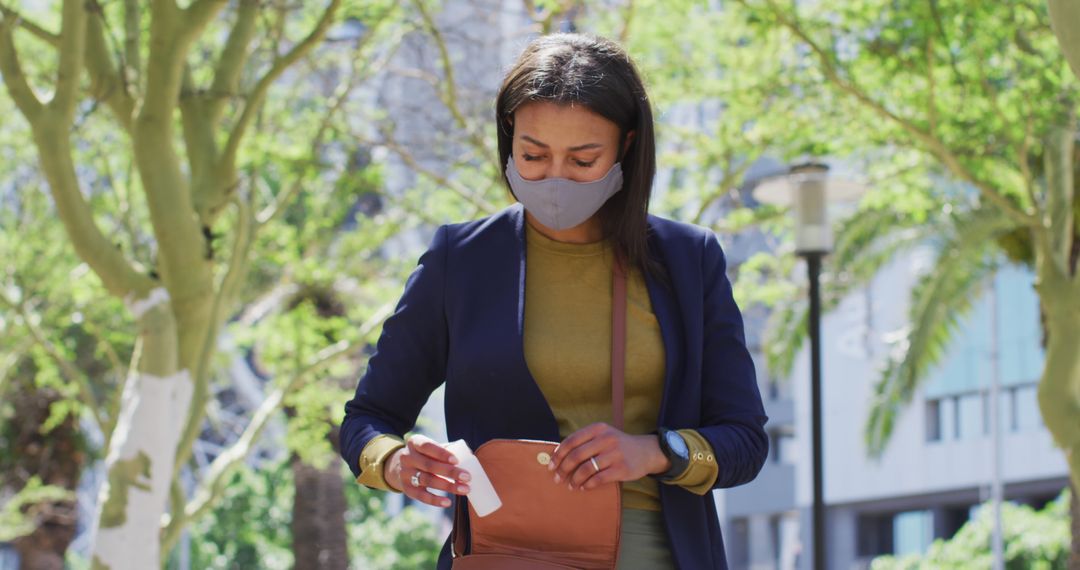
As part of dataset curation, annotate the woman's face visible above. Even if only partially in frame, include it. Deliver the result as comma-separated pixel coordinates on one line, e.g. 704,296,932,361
510,101,627,183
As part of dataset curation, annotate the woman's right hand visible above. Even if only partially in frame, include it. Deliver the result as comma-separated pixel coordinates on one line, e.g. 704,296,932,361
384,434,472,508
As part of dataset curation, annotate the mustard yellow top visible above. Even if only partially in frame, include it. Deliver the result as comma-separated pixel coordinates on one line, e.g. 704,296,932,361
356,223,719,510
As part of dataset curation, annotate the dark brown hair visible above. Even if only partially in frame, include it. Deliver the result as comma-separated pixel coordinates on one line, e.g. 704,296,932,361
495,33,662,280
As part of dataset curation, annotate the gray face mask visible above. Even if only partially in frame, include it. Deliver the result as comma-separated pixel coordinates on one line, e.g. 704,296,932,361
505,157,624,231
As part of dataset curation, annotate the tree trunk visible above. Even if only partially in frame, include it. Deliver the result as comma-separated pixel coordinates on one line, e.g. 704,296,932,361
89,300,193,569
1036,296,1080,570
5,377,82,570
1049,0,1080,83
289,424,349,570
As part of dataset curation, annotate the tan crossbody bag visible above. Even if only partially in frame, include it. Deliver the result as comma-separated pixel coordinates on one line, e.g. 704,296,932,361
450,260,630,570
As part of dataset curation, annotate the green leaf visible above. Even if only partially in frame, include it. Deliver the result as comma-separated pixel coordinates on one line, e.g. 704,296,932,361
0,477,76,542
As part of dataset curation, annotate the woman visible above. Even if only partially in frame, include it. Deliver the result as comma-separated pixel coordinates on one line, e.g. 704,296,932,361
340,33,768,569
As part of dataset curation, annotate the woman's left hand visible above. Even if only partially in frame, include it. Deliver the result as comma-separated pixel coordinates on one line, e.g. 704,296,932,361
548,423,671,491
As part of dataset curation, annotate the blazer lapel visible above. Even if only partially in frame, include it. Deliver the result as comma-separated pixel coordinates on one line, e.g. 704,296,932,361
508,203,562,440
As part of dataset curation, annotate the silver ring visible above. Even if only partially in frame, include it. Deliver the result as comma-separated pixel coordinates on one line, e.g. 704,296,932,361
410,471,422,487
590,457,601,473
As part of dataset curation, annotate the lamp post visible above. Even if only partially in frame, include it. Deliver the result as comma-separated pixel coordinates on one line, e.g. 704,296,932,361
754,163,865,570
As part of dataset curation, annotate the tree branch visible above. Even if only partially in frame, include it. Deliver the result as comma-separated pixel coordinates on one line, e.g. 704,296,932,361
86,6,135,132
927,0,969,90
160,300,395,550
180,193,255,476
190,193,254,438
1048,0,1080,82
0,15,45,122
412,0,499,171
0,341,28,397
134,1,214,309
926,36,937,137
170,0,344,491
50,0,89,122
692,160,752,225
618,0,635,44
372,124,500,214
210,0,343,221
0,5,60,47
5,2,178,305
101,335,142,452
745,0,1037,228
123,0,140,84
207,0,259,124
968,18,1008,132
256,28,399,225
1018,115,1039,212
167,192,253,487
1044,122,1075,277
180,66,218,209
180,0,229,44
138,2,181,123
31,119,157,300
3,4,151,301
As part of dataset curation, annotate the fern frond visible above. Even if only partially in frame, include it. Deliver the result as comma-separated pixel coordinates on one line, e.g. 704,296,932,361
764,206,933,377
864,207,1018,457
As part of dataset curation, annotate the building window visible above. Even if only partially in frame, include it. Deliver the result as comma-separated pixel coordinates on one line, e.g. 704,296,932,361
893,510,934,556
1008,387,1019,432
929,383,1039,441
939,396,955,441
770,515,782,567
942,506,970,540
771,429,797,465
856,513,893,558
959,393,985,439
1014,385,1040,432
926,399,942,442
729,518,750,567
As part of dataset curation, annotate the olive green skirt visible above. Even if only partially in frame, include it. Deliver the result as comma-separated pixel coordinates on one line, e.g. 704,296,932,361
616,508,676,569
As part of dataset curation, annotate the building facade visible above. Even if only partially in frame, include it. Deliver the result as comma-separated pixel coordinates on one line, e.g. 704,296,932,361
717,248,1070,569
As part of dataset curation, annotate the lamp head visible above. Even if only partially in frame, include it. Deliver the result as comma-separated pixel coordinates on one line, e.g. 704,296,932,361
753,162,866,255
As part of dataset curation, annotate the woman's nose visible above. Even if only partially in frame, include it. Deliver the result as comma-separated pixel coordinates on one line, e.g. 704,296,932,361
544,161,567,180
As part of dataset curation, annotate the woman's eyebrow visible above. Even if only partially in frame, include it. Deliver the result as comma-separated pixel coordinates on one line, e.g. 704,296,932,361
520,134,604,152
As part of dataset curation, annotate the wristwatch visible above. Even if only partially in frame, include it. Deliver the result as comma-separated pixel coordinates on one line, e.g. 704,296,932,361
654,428,691,481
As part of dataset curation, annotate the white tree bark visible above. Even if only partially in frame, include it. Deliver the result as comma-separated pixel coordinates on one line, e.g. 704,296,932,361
89,292,193,570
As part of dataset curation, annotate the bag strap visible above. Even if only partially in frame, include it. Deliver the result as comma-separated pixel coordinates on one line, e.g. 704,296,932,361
452,495,468,558
611,258,627,431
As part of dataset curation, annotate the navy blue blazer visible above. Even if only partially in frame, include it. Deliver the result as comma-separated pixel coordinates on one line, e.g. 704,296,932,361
340,203,768,569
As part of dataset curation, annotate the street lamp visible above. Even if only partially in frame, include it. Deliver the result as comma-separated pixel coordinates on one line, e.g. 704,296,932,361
754,162,866,570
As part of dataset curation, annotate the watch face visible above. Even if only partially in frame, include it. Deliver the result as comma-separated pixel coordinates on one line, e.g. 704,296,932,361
665,430,690,459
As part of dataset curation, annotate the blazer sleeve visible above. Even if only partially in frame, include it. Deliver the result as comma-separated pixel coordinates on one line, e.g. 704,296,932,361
696,232,770,489
339,225,451,479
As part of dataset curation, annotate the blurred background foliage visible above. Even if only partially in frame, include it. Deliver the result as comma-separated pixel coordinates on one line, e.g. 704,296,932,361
158,461,440,570
871,490,1072,570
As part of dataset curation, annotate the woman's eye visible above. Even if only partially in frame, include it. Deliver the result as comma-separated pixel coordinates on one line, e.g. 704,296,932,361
522,153,542,162
574,159,596,168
